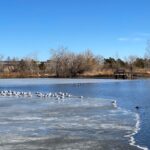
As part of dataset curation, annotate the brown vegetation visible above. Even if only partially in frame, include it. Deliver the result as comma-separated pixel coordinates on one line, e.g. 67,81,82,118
1,47,150,78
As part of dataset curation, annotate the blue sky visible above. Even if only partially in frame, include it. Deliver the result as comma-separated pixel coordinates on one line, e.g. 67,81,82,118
0,0,150,60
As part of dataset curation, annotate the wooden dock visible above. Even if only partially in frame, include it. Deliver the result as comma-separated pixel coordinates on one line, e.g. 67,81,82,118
114,69,133,79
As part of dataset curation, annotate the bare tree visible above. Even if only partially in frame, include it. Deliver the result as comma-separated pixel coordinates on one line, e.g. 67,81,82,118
0,55,4,72
127,55,137,78
50,47,67,77
49,48,103,77
144,40,150,70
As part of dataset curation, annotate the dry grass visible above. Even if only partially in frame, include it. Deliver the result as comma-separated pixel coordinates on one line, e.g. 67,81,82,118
1,69,150,78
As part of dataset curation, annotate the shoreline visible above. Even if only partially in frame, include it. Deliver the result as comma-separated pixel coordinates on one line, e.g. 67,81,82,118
0,75,150,79
0,72,150,79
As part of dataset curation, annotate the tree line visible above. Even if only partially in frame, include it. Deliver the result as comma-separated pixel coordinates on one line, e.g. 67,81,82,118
0,47,150,78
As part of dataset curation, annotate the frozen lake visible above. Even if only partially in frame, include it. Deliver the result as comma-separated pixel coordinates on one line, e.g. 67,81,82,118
0,78,149,150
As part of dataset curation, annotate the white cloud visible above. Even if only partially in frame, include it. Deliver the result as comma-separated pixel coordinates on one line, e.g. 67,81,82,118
132,37,144,41
136,32,150,37
118,32,150,42
118,38,129,41
118,37,144,42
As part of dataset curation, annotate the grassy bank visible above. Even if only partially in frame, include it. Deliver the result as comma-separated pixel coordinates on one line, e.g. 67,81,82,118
1,69,150,79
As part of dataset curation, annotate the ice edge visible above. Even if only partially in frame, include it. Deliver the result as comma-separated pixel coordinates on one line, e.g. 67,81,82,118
125,113,149,150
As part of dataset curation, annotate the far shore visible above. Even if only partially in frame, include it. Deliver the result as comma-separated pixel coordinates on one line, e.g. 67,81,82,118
0,71,150,79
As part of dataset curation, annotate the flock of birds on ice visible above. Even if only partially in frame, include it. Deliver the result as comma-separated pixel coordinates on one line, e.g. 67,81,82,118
0,90,118,107
0,90,84,100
